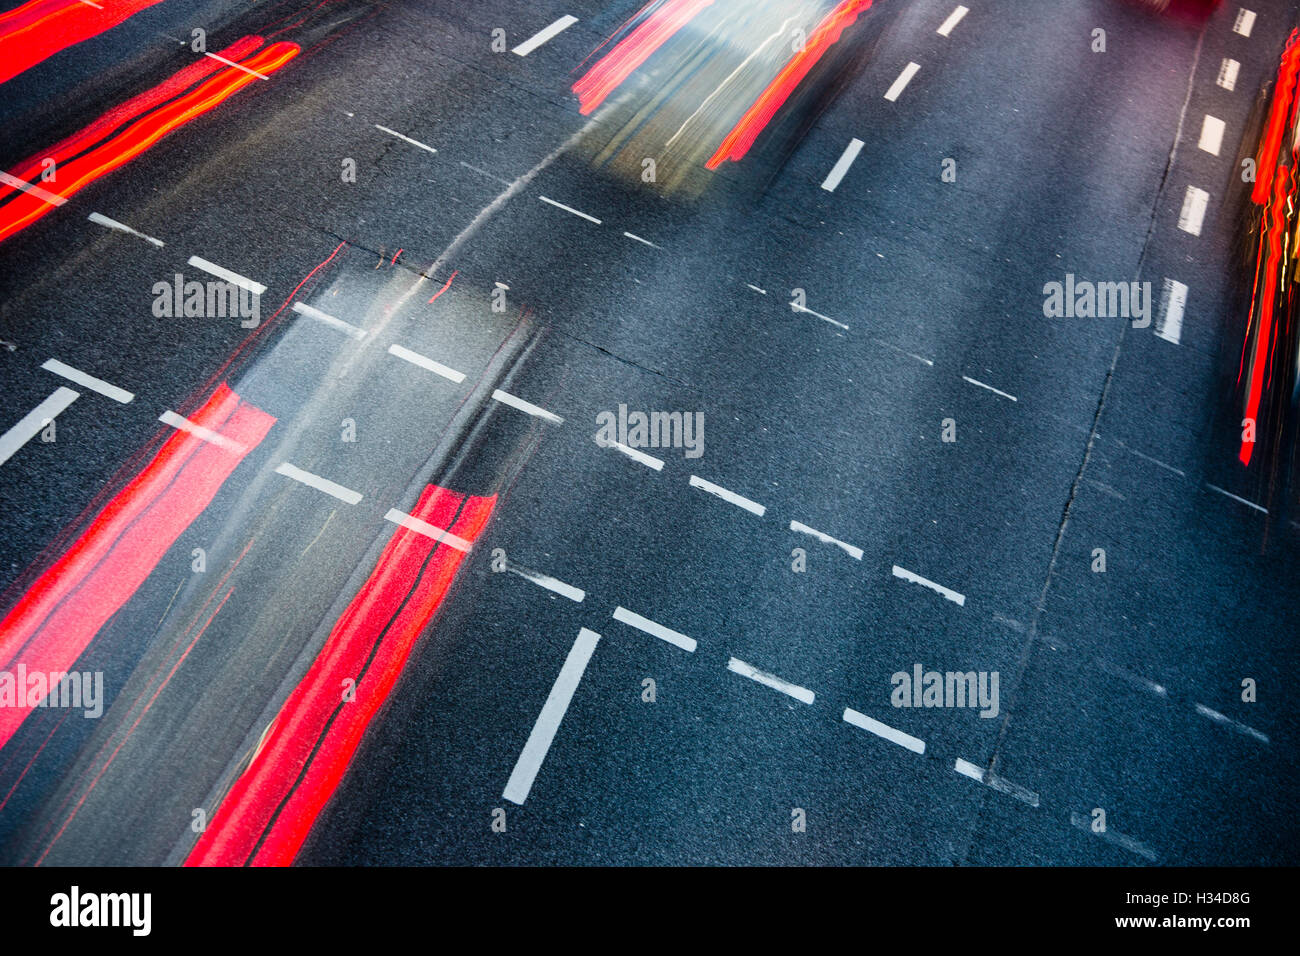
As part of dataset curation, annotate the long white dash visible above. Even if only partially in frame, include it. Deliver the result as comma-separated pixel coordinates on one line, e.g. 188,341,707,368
892,565,965,606
727,657,814,705
502,627,600,805
1156,278,1187,344
746,284,767,295
276,462,363,505
0,172,66,206
689,474,766,516
204,51,269,80
41,359,132,403
954,758,1039,806
597,437,664,470
375,124,437,154
884,62,921,102
612,606,696,652
936,5,969,37
1069,812,1157,861
539,195,601,224
492,389,564,424
623,231,661,248
158,409,247,454
1177,186,1210,236
187,256,266,296
508,564,585,601
1197,114,1225,156
843,707,925,754
88,212,164,246
388,343,466,383
0,388,78,467
1205,483,1267,514
962,375,1017,402
792,303,849,331
511,14,579,56
384,508,474,552
1193,703,1269,744
293,302,366,340
790,520,863,560
821,137,864,192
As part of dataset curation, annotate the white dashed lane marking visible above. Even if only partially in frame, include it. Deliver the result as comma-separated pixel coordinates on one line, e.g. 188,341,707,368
954,758,1039,806
1156,278,1188,345
0,171,66,207
539,195,601,224
374,124,437,154
727,657,815,705
293,302,366,340
492,389,564,424
884,62,921,102
1069,812,1158,862
789,520,863,560
821,137,864,192
1197,115,1225,156
508,565,585,602
623,231,661,249
88,212,164,247
388,343,466,383
1233,8,1256,37
791,303,849,331
962,375,1017,402
385,508,474,552
511,14,579,56
843,708,925,754
598,437,664,471
612,605,696,653
41,359,133,403
689,474,766,516
0,387,79,468
502,627,600,806
1217,58,1240,91
892,565,966,606
187,256,266,296
275,462,363,505
158,409,247,454
205,51,269,80
936,5,969,37
1194,703,1269,743
1177,185,1210,236
1205,483,1267,514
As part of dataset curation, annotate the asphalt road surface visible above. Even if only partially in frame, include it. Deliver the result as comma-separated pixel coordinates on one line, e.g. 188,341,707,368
0,0,1296,866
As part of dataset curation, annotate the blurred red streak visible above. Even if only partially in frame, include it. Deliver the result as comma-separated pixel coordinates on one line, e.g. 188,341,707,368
0,0,164,86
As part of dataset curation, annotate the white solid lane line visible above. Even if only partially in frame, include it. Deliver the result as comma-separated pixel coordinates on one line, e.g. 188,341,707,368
293,302,367,340
936,5,969,37
689,474,766,516
41,359,133,403
1198,115,1225,156
892,564,966,606
275,462,363,505
1156,278,1188,344
1233,8,1256,37
0,171,66,206
512,14,579,56
539,195,601,224
962,375,1017,402
388,343,466,383
727,657,815,705
843,708,925,754
954,758,1040,806
491,389,564,424
385,508,474,552
612,606,696,653
789,520,863,560
88,212,164,246
1217,58,1240,91
159,409,247,454
821,138,864,192
0,387,78,468
509,565,585,602
187,256,266,295
375,124,437,154
1177,186,1209,236
884,62,921,102
502,627,600,805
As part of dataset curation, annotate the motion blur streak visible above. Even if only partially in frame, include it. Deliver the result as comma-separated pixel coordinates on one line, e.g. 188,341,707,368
573,0,715,115
0,383,275,752
0,38,299,244
185,486,496,867
0,0,164,86
1250,30,1300,206
705,0,872,170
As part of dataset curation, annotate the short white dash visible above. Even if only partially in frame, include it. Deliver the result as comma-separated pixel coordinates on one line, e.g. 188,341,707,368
936,5,969,37
41,359,132,403
492,389,564,424
187,256,266,296
1177,186,1210,236
204,51,269,80
727,657,814,705
1070,812,1157,861
612,606,696,653
508,565,585,602
689,474,766,516
597,437,664,471
746,284,767,295
375,124,437,154
293,302,366,340
877,339,934,366
158,409,247,454
623,231,661,248
388,343,466,383
821,137,864,192
384,508,474,552
276,462,362,505
539,195,601,224
1205,483,1267,514
1156,278,1188,344
1233,8,1256,37
0,388,79,467
790,520,863,560
962,375,1017,402
954,758,1039,806
892,565,965,606
884,62,920,102
1197,114,1225,156
791,303,849,331
0,172,66,206
502,627,599,805
511,14,579,56
1193,703,1269,744
1217,58,1240,91
88,212,163,246
843,708,925,754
